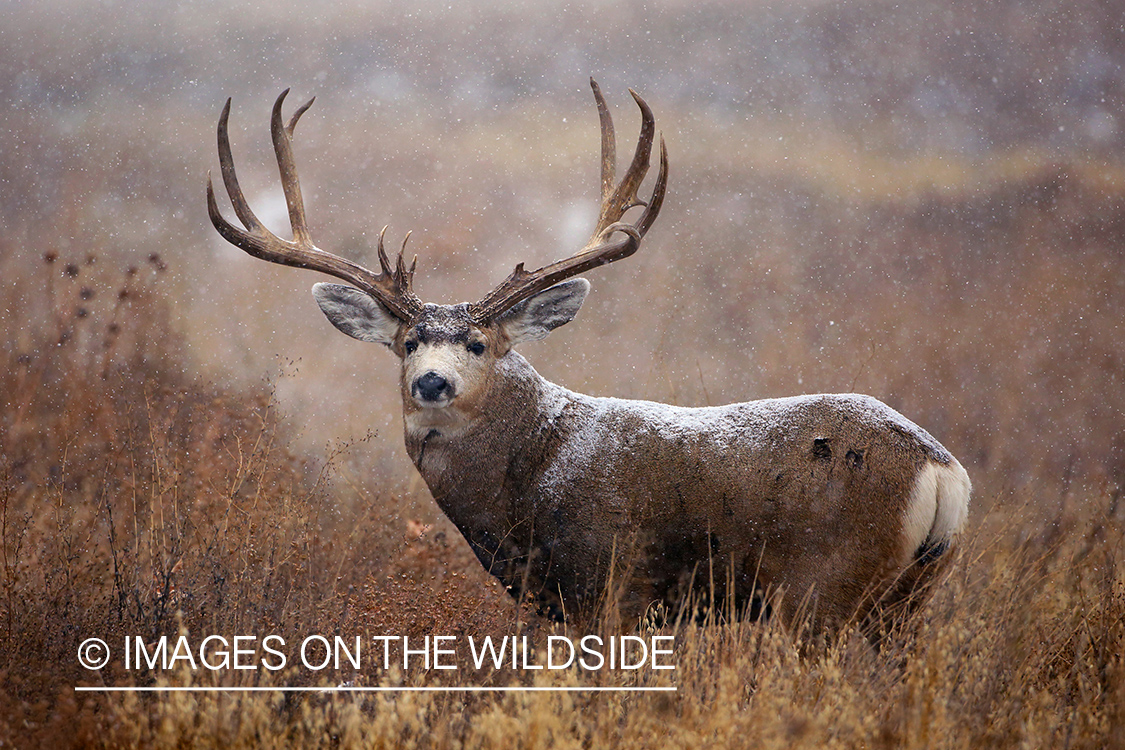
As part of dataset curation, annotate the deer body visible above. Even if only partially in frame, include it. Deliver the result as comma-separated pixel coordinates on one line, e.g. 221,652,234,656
404,343,968,626
207,83,970,631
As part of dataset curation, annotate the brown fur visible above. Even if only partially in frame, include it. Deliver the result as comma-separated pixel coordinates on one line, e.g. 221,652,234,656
404,339,962,632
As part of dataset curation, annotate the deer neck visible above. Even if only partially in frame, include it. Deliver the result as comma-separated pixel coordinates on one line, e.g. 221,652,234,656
403,350,564,514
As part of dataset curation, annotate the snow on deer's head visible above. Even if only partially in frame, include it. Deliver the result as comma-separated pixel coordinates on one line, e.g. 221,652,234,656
311,279,589,433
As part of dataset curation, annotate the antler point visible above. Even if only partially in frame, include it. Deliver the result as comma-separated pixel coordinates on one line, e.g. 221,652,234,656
471,83,663,322
210,90,417,322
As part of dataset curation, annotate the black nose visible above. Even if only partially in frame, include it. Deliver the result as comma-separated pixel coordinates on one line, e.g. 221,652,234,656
414,371,450,402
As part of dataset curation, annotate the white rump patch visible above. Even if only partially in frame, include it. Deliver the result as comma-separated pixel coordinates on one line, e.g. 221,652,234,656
902,464,938,555
930,458,971,542
903,459,971,557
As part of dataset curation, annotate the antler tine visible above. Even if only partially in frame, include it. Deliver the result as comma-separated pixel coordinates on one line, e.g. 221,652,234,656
591,79,616,213
207,91,423,321
469,81,667,323
375,225,419,292
635,134,668,238
375,225,391,275
588,84,655,249
271,89,316,246
210,97,273,241
396,232,418,289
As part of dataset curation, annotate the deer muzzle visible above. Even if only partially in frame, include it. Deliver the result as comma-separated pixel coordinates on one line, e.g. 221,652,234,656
412,370,457,407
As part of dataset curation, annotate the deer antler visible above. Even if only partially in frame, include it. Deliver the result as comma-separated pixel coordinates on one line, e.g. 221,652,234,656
468,79,667,323
207,89,424,321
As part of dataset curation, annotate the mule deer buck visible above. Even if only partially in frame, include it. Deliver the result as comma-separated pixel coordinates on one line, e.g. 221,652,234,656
207,82,970,633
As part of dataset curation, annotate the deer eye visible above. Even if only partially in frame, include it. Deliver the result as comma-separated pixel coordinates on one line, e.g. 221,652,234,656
404,340,418,355
467,341,486,356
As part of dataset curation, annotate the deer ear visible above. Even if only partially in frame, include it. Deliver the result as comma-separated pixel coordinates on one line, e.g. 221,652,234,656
312,283,402,345
498,279,590,346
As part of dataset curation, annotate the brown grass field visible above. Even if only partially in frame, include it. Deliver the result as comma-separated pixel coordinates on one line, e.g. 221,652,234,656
2,0,1124,747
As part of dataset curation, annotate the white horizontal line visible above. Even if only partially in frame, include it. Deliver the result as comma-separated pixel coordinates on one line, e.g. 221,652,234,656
75,686,676,693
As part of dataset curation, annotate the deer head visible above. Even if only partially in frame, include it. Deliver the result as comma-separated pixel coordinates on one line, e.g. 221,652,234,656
207,81,666,435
